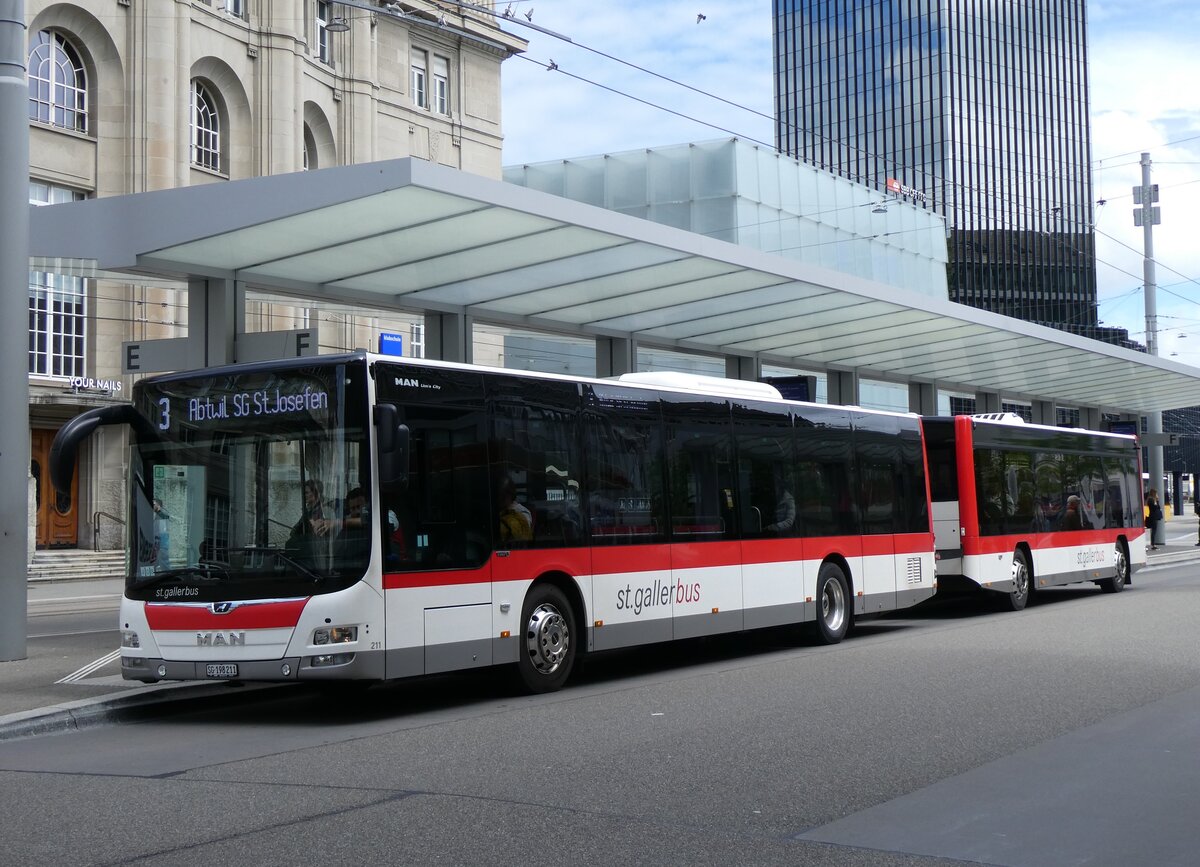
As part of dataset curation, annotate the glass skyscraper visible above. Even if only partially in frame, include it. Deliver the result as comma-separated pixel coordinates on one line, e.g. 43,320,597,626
773,0,1132,345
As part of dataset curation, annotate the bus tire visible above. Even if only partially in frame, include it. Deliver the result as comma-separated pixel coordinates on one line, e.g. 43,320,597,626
814,563,851,645
515,583,576,694
1100,542,1129,594
1006,549,1031,611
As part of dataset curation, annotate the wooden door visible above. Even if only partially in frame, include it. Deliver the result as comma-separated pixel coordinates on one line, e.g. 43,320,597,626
31,428,78,548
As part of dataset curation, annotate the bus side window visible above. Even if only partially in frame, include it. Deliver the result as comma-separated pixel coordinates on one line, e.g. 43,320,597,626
583,386,666,546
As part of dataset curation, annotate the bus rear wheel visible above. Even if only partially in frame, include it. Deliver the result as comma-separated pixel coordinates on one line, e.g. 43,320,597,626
1006,549,1031,611
1099,542,1129,594
814,563,850,645
514,583,576,694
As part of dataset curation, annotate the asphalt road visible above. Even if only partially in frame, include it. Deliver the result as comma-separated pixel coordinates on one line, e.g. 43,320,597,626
2,559,1198,866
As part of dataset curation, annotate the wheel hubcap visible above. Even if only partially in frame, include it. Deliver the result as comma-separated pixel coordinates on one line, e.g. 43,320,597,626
1012,559,1029,598
822,578,845,632
526,603,569,675
1115,547,1128,586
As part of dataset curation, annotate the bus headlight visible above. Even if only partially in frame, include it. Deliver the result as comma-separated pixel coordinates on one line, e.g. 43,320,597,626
313,625,357,645
121,630,141,648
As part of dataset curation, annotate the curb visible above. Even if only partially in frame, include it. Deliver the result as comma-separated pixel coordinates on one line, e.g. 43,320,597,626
0,681,284,743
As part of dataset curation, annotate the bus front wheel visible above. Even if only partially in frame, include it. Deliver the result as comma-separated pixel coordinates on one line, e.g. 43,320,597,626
814,563,851,645
1099,542,1129,594
1006,549,1031,611
514,583,576,694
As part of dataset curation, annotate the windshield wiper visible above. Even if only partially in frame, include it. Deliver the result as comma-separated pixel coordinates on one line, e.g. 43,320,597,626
127,563,230,593
232,546,326,584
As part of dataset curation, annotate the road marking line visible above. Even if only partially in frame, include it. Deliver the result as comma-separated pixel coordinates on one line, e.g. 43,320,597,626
56,648,121,684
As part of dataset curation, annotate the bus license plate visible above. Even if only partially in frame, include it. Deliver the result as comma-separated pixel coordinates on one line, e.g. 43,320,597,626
206,664,238,678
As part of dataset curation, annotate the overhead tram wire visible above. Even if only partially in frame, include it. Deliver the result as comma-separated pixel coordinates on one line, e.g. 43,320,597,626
1092,133,1200,164
512,54,775,149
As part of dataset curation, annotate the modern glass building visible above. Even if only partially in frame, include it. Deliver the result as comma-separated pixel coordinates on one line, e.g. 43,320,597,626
505,138,949,300
773,0,1133,346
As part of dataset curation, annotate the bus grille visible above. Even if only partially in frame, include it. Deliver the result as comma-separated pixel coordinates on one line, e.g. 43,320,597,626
906,557,923,585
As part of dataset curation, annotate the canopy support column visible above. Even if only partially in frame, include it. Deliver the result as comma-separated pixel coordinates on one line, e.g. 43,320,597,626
725,355,760,382
424,312,474,363
909,382,938,415
827,370,858,406
596,337,636,377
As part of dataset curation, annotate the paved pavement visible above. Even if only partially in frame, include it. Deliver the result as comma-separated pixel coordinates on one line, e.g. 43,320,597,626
2,515,1199,741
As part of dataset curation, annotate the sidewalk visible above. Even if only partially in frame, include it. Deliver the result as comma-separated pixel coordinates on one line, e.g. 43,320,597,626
3,522,1199,741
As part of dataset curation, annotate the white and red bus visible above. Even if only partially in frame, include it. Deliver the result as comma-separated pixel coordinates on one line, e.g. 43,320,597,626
52,354,936,693
923,413,1145,610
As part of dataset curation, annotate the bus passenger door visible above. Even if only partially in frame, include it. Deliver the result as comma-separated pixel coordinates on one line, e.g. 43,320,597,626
376,366,493,678
853,414,900,613
665,398,742,640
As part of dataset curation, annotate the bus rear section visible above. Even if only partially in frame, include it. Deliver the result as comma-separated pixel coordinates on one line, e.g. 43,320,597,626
923,414,1145,610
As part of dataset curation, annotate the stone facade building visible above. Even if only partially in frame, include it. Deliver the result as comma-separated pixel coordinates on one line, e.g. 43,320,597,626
26,0,525,552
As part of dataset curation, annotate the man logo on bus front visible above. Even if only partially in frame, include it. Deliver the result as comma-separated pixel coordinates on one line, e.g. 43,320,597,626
211,601,236,614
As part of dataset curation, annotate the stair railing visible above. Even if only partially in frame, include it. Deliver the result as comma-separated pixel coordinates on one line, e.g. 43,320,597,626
93,510,126,552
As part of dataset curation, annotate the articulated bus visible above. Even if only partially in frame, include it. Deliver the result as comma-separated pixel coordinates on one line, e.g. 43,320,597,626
52,353,936,693
923,413,1145,610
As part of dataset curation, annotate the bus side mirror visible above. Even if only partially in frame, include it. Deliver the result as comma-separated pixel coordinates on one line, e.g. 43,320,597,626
50,404,142,496
374,403,409,489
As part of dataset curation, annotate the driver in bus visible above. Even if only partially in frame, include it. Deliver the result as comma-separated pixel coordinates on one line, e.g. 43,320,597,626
291,479,331,539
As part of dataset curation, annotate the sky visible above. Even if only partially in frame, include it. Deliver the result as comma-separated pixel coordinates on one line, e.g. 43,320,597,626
497,1,1200,363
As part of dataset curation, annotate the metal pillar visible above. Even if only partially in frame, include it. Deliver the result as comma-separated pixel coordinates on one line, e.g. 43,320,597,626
424,311,474,363
0,0,28,661
1138,152,1165,545
724,355,759,382
596,336,635,378
908,382,937,415
977,391,1002,415
826,370,858,407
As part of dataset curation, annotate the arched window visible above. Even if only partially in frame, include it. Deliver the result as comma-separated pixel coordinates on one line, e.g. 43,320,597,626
303,124,317,170
190,81,221,171
28,30,87,133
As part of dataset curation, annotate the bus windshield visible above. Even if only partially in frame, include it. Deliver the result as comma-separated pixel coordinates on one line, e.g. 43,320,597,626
126,359,371,603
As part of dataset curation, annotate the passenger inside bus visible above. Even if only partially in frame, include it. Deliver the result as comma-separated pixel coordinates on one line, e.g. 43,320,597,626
498,477,533,545
765,487,796,534
1062,495,1083,531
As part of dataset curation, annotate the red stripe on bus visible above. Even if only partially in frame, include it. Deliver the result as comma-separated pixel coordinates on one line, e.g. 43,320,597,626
144,599,308,630
490,549,593,582
964,529,1142,555
383,532,936,589
384,568,491,589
